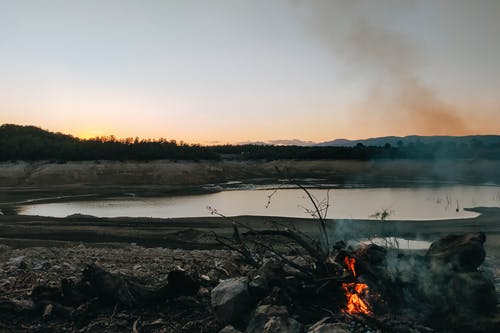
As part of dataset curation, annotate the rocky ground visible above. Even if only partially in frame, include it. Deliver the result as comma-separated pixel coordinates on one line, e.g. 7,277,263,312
1,231,499,333
0,244,245,333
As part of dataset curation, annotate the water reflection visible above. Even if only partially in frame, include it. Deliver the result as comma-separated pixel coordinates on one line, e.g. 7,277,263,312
20,185,500,220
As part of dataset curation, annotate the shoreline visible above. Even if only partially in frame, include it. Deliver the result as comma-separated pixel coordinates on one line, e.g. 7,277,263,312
1,207,499,249
2,159,500,189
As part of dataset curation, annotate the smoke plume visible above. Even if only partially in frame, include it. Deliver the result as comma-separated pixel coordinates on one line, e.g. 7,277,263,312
294,0,470,135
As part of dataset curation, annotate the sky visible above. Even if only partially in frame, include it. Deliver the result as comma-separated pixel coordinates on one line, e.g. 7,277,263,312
1,0,500,144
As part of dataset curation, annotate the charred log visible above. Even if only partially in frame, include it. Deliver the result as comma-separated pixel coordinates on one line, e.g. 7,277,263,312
81,263,199,307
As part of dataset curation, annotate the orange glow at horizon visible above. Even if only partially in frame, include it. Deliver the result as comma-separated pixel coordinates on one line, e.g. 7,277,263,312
76,129,106,140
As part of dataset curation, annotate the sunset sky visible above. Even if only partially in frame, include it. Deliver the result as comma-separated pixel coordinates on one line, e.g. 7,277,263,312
1,0,500,144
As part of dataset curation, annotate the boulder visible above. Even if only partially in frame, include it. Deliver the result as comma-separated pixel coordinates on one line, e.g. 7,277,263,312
7,256,28,269
211,277,254,326
245,305,302,333
426,232,486,271
447,272,497,315
355,243,387,265
257,260,285,287
249,275,269,298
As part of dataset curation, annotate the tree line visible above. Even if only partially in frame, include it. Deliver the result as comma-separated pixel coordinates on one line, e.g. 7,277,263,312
1,124,499,162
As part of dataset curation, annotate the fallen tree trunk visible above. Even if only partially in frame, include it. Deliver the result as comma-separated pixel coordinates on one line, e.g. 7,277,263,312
29,264,200,310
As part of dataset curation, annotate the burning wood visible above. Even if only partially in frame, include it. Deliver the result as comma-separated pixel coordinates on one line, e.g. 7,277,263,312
343,256,357,277
341,255,373,316
342,282,372,315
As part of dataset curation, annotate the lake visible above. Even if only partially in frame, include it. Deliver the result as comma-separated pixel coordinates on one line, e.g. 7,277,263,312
19,184,500,220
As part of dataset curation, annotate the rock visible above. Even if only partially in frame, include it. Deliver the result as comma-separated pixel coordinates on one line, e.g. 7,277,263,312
0,244,10,253
257,260,285,287
211,277,254,326
258,286,292,306
308,322,351,333
245,305,302,333
447,272,497,314
43,304,54,318
32,259,50,271
76,244,86,250
165,270,200,298
61,278,96,306
7,256,28,269
249,275,269,298
219,325,243,333
62,262,75,271
426,232,486,271
356,243,387,264
448,312,500,333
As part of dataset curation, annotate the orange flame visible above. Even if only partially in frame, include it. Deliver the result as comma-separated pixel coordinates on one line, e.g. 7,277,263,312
344,256,357,277
342,282,372,315
342,256,372,315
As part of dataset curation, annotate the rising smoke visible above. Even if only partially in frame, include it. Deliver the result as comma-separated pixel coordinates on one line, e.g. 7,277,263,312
293,0,470,135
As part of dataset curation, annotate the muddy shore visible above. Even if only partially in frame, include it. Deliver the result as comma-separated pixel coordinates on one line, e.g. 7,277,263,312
1,208,499,248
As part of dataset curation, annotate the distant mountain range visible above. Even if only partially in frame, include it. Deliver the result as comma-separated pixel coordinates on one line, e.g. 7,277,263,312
241,135,500,147
317,135,500,147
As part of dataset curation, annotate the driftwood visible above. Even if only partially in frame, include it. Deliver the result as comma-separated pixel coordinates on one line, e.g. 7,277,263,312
26,263,201,314
82,263,200,307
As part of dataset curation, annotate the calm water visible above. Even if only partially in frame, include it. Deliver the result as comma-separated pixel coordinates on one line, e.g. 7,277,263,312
20,185,500,220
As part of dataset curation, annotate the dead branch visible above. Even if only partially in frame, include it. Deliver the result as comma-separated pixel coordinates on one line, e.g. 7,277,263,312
243,229,326,264
212,231,260,268
272,166,331,256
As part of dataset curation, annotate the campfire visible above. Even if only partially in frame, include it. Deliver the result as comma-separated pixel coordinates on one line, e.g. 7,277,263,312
342,282,372,315
342,256,372,316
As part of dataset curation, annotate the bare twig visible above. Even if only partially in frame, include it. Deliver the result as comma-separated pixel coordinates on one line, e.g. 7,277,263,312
211,231,259,268
243,229,324,263
132,318,140,333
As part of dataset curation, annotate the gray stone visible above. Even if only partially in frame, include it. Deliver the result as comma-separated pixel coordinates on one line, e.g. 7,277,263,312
447,272,497,314
426,232,486,271
211,277,254,326
7,256,27,269
248,275,268,298
308,323,351,333
43,304,54,318
219,325,243,333
0,244,10,253
245,305,302,333
355,243,387,264
257,260,285,287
